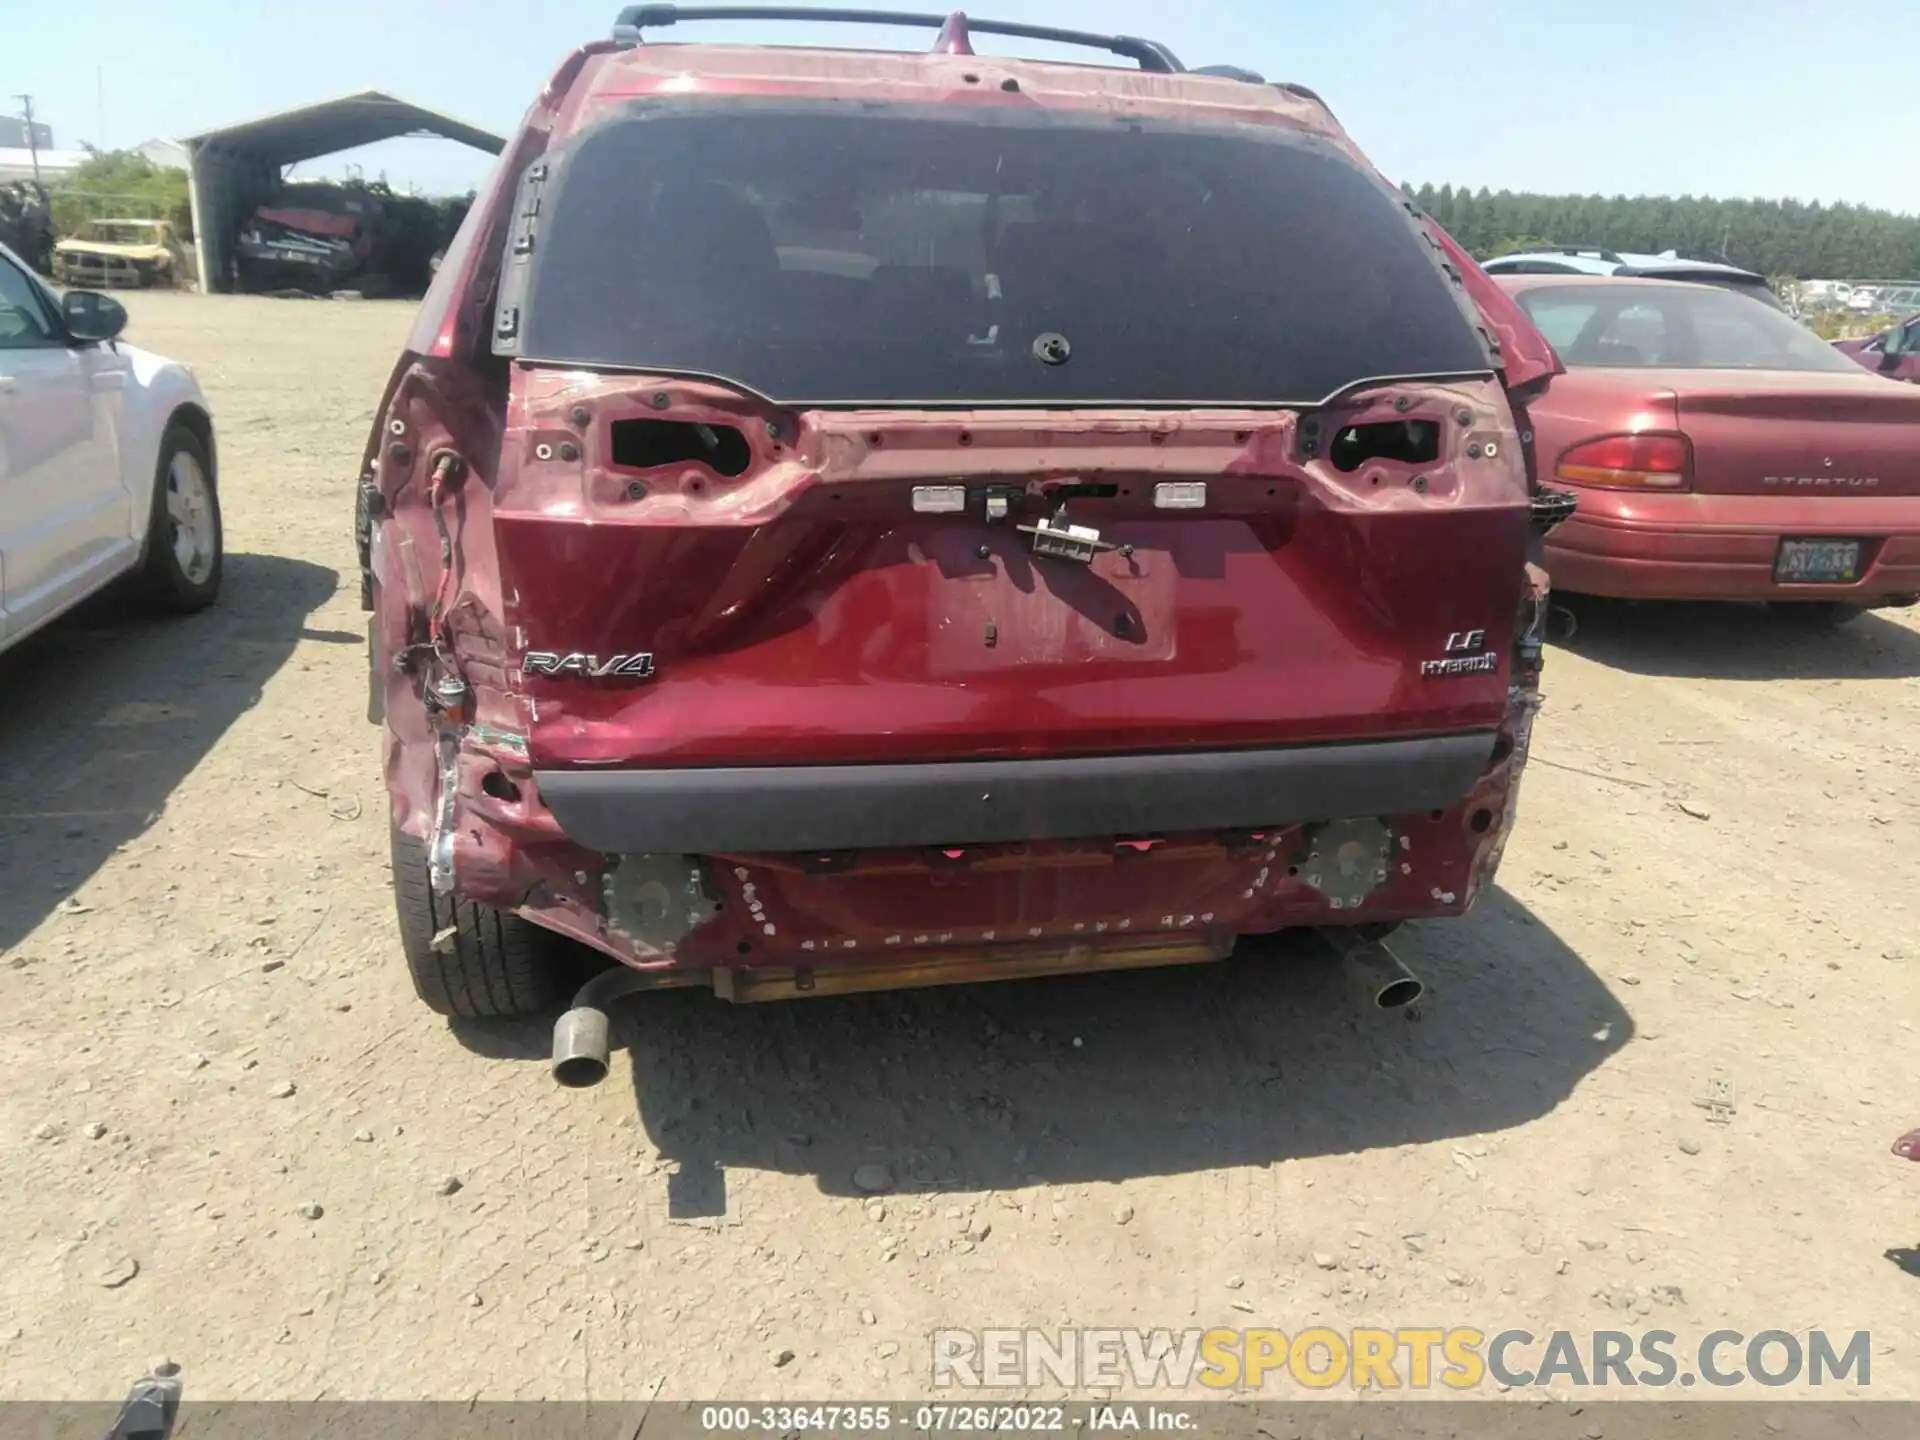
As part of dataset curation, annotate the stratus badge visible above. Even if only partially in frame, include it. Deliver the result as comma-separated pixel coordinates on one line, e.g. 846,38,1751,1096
523,651,656,679
1420,629,1496,678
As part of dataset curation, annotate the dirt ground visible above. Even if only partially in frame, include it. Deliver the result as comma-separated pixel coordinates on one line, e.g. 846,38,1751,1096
2,290,1918,1403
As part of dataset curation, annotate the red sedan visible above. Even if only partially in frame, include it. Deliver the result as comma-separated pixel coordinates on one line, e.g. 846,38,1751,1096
1833,313,1920,384
1497,274,1920,624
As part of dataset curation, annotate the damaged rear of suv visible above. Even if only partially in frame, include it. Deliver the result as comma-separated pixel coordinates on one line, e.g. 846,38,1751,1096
357,5,1569,1082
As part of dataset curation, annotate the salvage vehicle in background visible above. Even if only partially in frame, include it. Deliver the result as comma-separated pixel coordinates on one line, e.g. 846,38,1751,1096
356,4,1570,1080
233,185,378,294
0,241,221,653
1482,247,1788,313
233,181,471,298
1833,313,1920,384
1498,273,1920,625
51,218,186,289
0,181,54,275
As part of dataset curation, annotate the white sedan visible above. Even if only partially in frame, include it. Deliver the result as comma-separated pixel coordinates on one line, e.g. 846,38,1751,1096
0,240,219,655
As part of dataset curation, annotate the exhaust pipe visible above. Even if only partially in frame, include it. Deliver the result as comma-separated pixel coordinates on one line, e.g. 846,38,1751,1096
551,964,658,1088
552,1006,612,1089
1320,932,1424,1010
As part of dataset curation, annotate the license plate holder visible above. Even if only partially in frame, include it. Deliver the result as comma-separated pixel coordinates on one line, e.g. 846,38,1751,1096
1774,537,1862,585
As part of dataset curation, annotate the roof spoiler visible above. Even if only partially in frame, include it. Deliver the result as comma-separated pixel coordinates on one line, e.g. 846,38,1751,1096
1543,245,1626,264
610,5,1185,72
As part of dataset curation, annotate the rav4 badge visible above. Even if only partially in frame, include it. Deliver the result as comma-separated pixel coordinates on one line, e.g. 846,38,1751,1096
523,652,656,680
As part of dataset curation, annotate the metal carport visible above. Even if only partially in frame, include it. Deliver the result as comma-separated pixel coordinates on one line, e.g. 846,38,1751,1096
183,91,504,293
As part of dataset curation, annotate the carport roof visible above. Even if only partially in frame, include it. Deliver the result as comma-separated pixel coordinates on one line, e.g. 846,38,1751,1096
183,90,505,165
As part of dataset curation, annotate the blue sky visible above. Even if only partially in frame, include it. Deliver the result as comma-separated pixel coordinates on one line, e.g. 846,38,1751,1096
9,0,1917,211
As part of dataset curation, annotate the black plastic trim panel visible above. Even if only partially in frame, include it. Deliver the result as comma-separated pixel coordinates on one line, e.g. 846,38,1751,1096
536,733,1498,854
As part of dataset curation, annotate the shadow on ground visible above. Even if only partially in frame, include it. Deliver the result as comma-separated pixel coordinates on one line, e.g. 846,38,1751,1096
1560,596,1920,680
458,887,1629,1213
0,554,338,952
1886,1248,1920,1280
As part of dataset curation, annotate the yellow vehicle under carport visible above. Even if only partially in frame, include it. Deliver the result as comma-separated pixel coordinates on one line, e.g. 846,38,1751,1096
51,219,186,289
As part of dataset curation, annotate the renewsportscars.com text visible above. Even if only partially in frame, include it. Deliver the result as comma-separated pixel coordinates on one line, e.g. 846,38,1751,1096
931,1327,1872,1391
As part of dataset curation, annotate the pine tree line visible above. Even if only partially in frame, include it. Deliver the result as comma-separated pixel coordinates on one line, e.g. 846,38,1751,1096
1408,183,1920,280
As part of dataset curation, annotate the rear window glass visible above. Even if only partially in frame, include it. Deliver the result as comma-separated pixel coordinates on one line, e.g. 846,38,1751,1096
501,103,1492,406
1514,283,1859,372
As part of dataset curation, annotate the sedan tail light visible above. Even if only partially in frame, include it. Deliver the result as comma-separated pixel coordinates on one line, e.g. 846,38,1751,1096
1554,432,1693,490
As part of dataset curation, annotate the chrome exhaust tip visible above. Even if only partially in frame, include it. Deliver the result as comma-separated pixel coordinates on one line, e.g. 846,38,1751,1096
551,1006,611,1088
1341,935,1425,1010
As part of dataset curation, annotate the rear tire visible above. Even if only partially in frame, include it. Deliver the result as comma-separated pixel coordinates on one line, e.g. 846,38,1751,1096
1767,601,1863,628
390,823,558,1018
139,423,222,612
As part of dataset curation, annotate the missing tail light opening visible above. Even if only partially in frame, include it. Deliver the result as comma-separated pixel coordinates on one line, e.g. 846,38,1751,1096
610,419,751,477
1328,420,1440,473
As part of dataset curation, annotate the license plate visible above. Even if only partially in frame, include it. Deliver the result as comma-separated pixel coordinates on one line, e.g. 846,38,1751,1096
1774,538,1861,584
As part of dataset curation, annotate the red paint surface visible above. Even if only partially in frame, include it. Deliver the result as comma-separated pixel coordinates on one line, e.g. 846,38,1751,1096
255,208,359,240
497,374,1530,769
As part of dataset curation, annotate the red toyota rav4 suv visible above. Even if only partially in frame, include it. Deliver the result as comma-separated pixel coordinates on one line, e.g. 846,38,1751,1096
356,5,1569,1085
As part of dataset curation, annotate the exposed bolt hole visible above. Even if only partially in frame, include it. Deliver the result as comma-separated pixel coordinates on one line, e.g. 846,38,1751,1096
1149,432,1167,446
1000,77,1020,91
868,431,884,446
962,72,980,83
1469,808,1494,833
958,431,973,447
736,941,752,955
611,419,750,476
480,771,521,803
1329,420,1440,473
686,477,706,495
1286,865,1300,877
1234,431,1250,443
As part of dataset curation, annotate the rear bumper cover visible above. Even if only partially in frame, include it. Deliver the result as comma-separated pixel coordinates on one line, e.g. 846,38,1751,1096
1547,487,1920,601
535,732,1498,855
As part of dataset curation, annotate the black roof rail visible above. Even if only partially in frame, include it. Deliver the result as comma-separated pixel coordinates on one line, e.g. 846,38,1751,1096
610,5,1185,72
